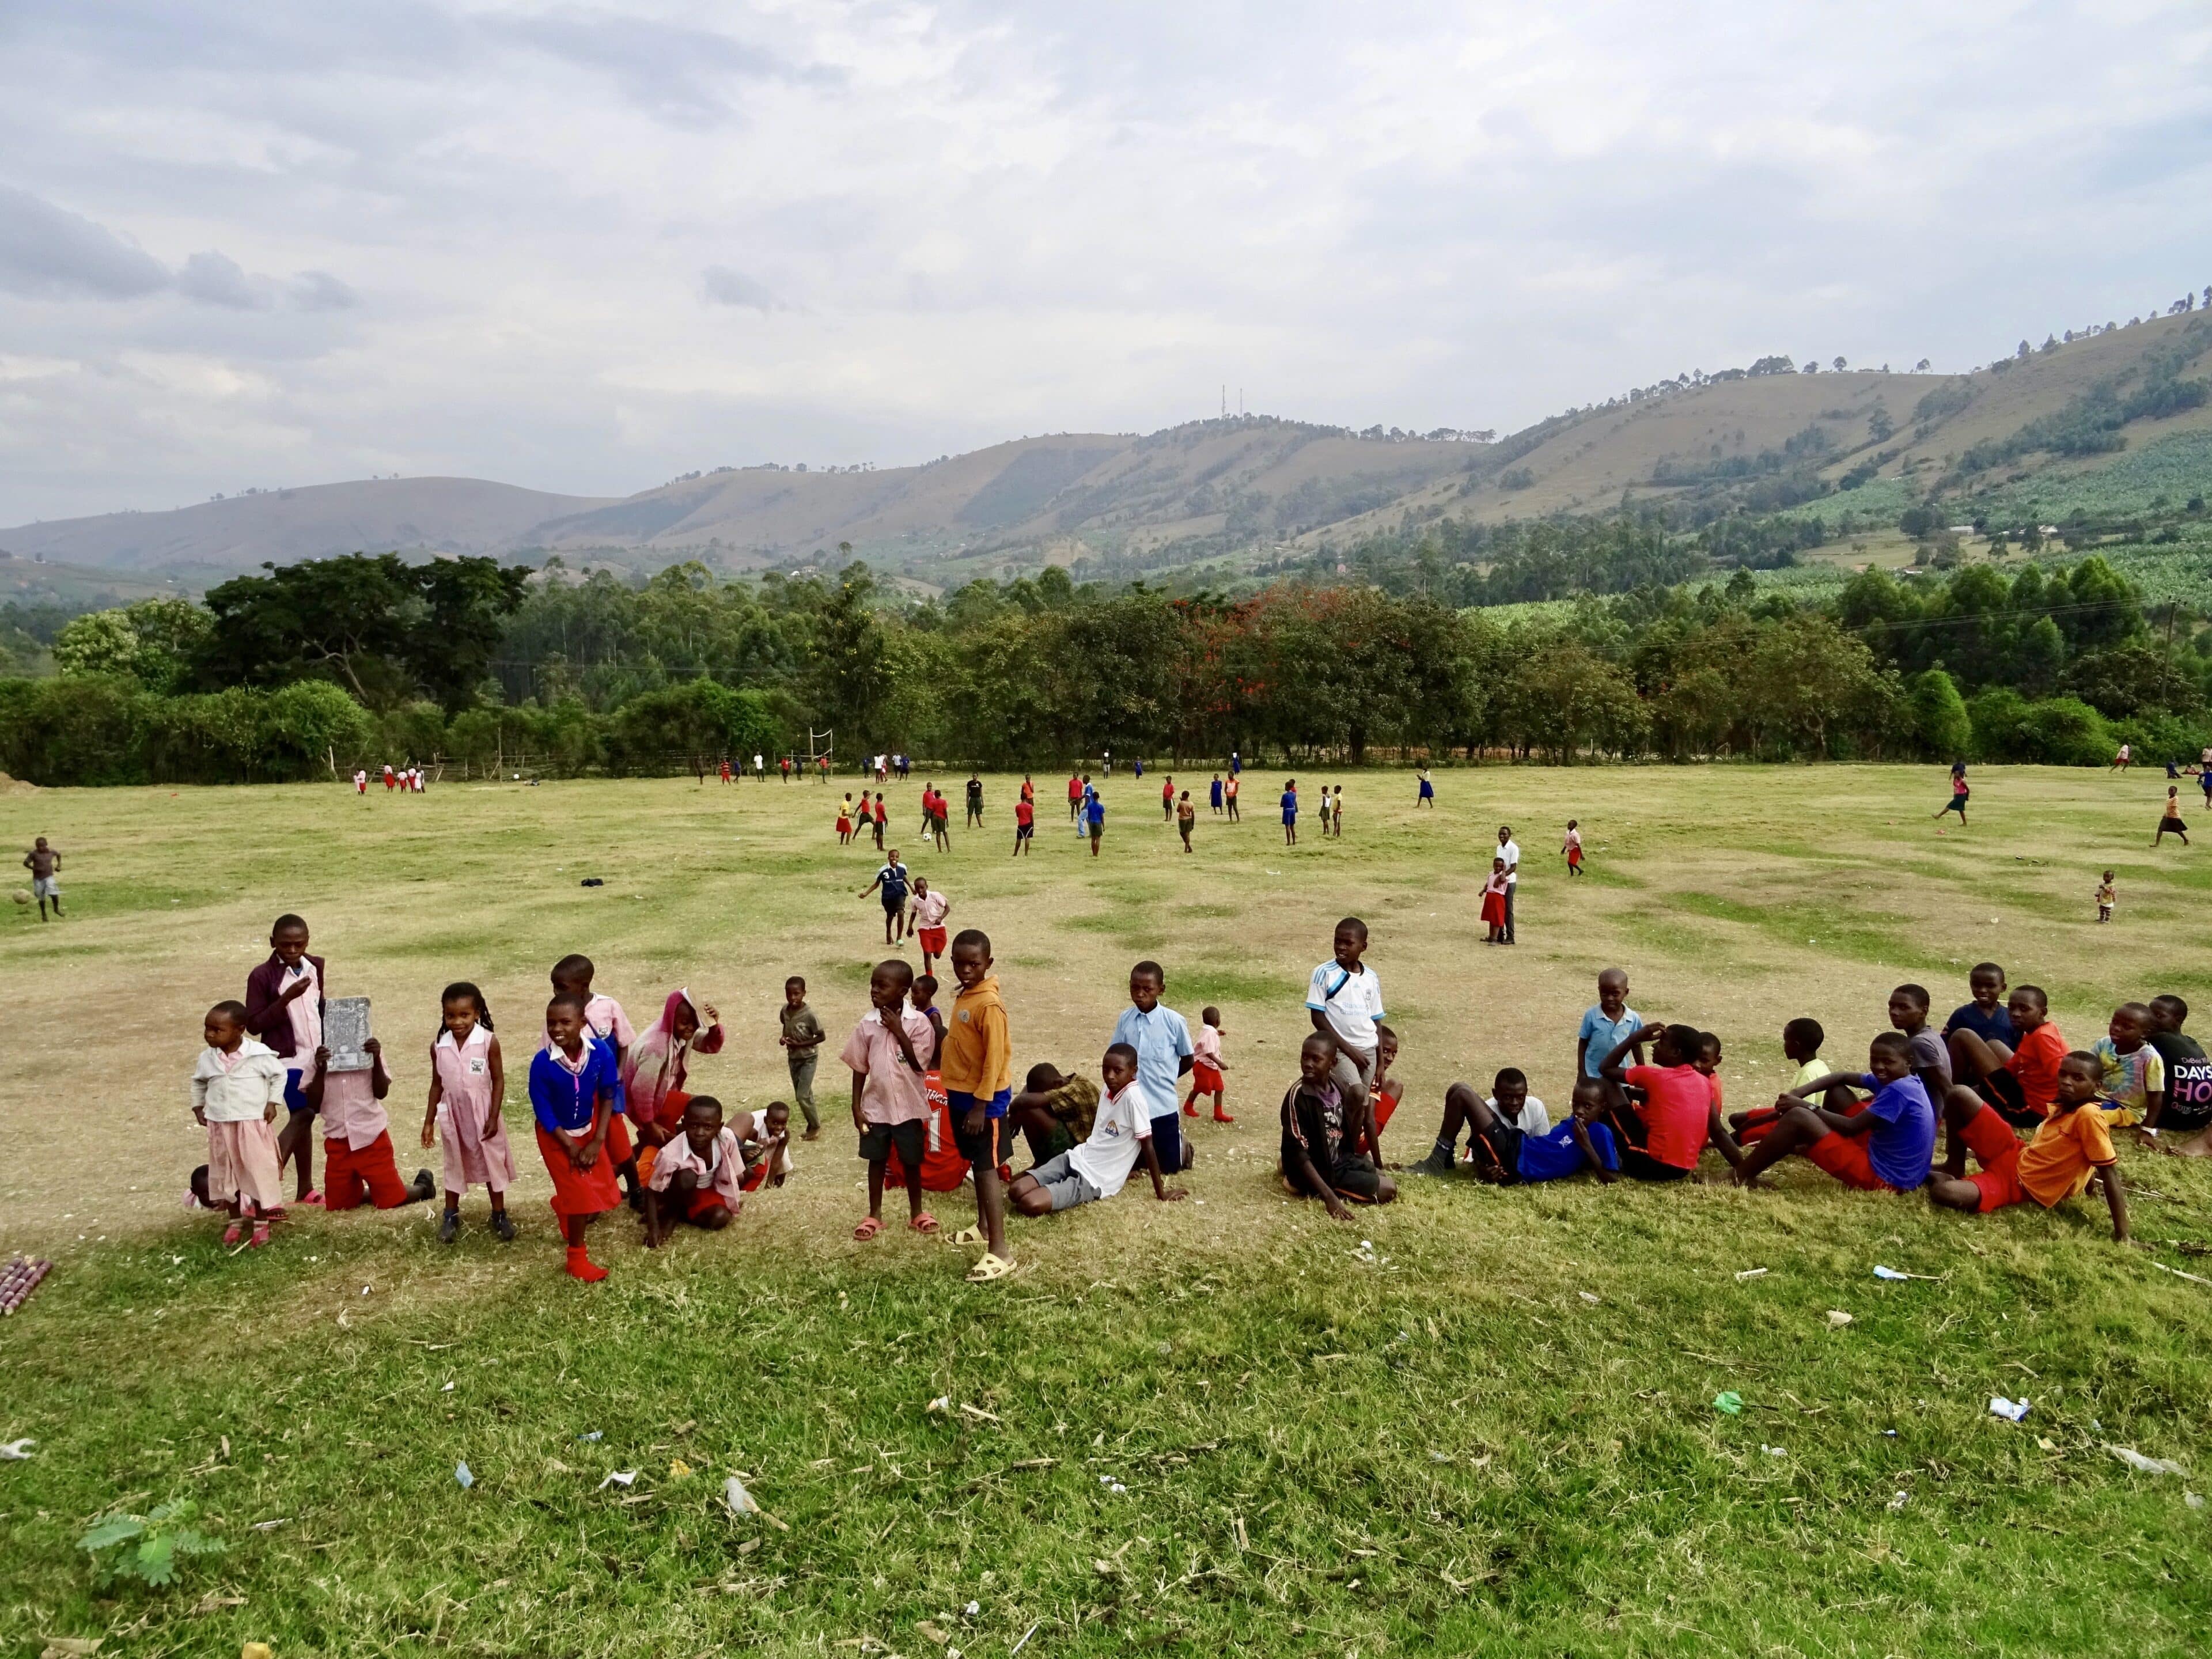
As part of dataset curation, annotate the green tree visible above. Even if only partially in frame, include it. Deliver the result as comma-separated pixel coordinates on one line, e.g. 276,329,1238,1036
1905,668,1972,758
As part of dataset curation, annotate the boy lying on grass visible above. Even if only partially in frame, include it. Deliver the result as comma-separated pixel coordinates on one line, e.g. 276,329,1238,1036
1281,1031,1397,1217
1440,1073,1619,1186
1928,1051,2128,1242
1007,1043,1184,1215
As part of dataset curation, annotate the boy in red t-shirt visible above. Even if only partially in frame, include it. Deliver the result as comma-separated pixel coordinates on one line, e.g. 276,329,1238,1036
1929,1051,2128,1240
1597,1021,1741,1183
1945,984,2067,1135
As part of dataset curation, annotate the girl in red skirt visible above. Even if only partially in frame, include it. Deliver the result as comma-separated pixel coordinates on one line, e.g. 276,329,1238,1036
1480,857,1510,944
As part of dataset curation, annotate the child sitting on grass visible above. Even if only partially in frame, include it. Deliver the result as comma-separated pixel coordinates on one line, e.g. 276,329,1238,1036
2093,1002,2165,1128
190,1001,289,1247
1597,1021,1741,1183
1732,1017,1851,1143
423,981,516,1243
1731,1032,1935,1194
842,959,937,1240
1949,983,2068,1127
306,1036,435,1213
529,991,623,1282
1929,1051,2128,1241
1009,1043,1185,1215
643,1095,744,1247
1407,1067,1548,1177
1281,1031,1397,1215
1471,1075,1619,1185
1009,1061,1101,1168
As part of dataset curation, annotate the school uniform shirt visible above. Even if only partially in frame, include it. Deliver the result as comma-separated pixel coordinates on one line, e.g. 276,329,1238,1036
1279,789,1298,821
191,1039,289,1122
941,975,1013,1102
2092,1037,2165,1122
913,891,951,932
2015,1105,2119,1207
646,1126,747,1210
244,952,327,1065
1488,1094,1551,1136
2004,1022,2070,1117
529,1038,621,1134
1306,961,1384,1055
1069,1081,1154,1199
1191,1024,1222,1069
1850,1073,1936,1189
1577,1005,1642,1077
839,1006,936,1124
318,1066,391,1151
1623,1063,1711,1170
1111,1002,1195,1119
1903,1028,1954,1093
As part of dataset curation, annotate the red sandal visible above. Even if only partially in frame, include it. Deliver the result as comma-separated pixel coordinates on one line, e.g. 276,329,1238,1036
853,1216,884,1241
909,1212,939,1234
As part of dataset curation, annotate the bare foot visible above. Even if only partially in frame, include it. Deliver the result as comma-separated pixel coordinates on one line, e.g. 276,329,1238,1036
2168,1131,2212,1158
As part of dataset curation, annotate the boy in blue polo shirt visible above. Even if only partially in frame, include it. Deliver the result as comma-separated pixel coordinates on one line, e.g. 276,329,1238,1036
1110,961,1196,1172
1732,1031,1936,1192
1575,969,1641,1110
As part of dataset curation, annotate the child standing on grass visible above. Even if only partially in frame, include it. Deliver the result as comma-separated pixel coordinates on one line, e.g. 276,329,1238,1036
2156,786,2190,846
551,955,637,1195
1331,786,1344,838
1013,791,1035,855
423,982,516,1243
1185,1006,1231,1122
624,989,725,1178
1930,1052,2127,1240
244,912,327,1209
836,797,854,845
1210,773,1225,815
1225,772,1241,821
779,976,825,1141
1280,779,1299,846
1086,788,1107,855
2096,870,2116,922
307,1035,436,1214
942,929,1015,1281
21,836,61,919
911,877,952,977
1177,790,1196,851
1562,820,1583,875
1307,916,1384,1119
530,991,622,1282
1480,857,1509,943
911,973,948,1067
1575,968,1641,1113
1112,961,1197,1173
1416,767,1434,807
191,1001,289,1247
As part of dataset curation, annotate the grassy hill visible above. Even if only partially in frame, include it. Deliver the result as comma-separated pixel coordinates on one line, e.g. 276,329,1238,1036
7,312,2210,595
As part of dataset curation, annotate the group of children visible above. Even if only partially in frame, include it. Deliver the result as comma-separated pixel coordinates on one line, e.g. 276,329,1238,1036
1379,959,2208,1243
353,765,428,794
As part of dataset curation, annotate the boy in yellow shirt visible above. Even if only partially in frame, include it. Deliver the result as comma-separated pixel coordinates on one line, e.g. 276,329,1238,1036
942,927,1015,1281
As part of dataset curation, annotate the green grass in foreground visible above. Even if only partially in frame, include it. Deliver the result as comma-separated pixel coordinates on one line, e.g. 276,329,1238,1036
6,1171,2212,1656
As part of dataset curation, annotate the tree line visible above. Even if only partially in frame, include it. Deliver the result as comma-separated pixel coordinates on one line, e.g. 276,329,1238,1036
3,541,2208,786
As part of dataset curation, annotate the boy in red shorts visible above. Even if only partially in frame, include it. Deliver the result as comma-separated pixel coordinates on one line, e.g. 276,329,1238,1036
1944,983,2067,1137
643,1095,744,1247
1184,1006,1232,1122
305,1038,436,1212
1730,1032,1935,1192
911,877,951,977
1929,1052,2128,1241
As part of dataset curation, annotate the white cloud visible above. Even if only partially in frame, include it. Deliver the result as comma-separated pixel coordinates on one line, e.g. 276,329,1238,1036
0,0,2209,522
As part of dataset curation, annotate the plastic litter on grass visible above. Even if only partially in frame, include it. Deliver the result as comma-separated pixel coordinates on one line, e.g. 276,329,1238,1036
1988,1397,2031,1422
2105,1445,2187,1476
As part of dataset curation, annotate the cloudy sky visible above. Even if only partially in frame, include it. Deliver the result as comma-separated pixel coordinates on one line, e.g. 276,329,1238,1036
1,1,2207,524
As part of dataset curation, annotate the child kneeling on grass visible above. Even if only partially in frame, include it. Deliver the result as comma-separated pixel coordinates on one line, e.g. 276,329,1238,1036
306,1037,435,1213
1281,1031,1397,1218
1731,1031,1935,1193
1009,1043,1185,1215
643,1096,745,1247
1928,1052,2128,1241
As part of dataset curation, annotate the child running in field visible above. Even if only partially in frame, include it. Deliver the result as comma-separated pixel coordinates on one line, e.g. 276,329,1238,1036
306,1032,435,1214
423,981,516,1241
529,991,623,1281
1562,820,1584,875
191,1001,289,1246
2157,787,2190,846
2096,870,2116,923
643,1096,745,1248
911,877,951,977
1929,1051,2128,1240
1416,767,1434,807
1009,1043,1185,1215
1185,1006,1230,1122
21,836,61,919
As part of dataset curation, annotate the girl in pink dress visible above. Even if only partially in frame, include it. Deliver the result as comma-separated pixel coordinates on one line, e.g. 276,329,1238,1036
422,982,517,1243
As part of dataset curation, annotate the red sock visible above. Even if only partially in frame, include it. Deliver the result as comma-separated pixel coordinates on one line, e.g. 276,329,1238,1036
565,1244,607,1283
1214,1107,1235,1123
1182,1100,1198,1117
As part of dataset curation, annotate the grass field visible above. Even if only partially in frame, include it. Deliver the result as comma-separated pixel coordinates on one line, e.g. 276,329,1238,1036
4,764,2212,1656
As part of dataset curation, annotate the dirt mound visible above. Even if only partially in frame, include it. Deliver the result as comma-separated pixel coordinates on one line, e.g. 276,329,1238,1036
0,772,39,793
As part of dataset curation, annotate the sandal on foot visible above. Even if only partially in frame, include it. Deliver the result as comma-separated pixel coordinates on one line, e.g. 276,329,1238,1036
298,1190,325,1207
853,1216,885,1241
966,1251,1016,1283
222,1221,245,1246
944,1224,984,1246
909,1213,940,1234
248,1224,272,1248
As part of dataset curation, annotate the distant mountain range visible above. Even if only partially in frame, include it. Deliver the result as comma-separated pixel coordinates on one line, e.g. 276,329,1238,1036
6,310,2209,593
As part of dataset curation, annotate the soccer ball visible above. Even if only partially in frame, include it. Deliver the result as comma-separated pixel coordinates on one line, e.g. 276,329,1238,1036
10,889,29,905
